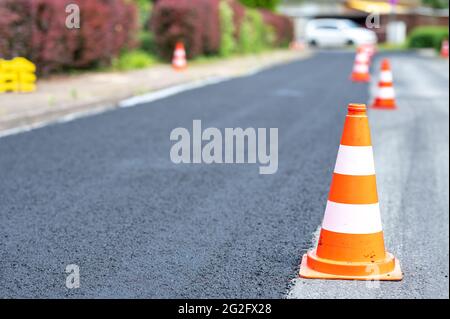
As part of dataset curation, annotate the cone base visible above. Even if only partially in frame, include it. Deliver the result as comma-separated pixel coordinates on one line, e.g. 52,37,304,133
299,253,403,281
172,66,187,72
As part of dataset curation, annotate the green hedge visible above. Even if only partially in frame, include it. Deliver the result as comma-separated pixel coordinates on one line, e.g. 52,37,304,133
408,26,449,51
238,8,273,54
239,0,280,11
219,0,236,57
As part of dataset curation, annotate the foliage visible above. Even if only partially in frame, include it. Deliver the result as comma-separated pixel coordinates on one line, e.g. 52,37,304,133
421,0,449,9
219,0,236,56
150,0,221,60
408,26,449,51
0,0,138,75
238,8,271,53
150,0,293,60
238,0,281,11
261,9,294,47
112,49,157,70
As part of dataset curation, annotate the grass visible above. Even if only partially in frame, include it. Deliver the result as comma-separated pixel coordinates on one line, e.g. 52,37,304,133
377,42,408,51
112,50,160,71
190,47,283,66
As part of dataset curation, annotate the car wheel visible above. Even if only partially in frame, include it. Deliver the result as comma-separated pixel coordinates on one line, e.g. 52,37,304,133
309,40,318,47
346,39,355,46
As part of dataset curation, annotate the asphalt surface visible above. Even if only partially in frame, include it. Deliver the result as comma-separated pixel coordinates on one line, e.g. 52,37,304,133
0,52,448,298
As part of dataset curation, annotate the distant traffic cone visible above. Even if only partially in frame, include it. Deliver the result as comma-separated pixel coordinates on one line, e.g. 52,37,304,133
289,40,304,51
371,59,397,110
351,49,370,82
172,42,187,71
441,39,449,58
299,103,402,281
359,44,376,62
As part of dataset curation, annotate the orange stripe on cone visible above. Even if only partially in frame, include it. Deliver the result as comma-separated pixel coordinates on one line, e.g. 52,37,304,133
299,103,402,281
371,59,397,110
328,173,378,204
317,229,387,263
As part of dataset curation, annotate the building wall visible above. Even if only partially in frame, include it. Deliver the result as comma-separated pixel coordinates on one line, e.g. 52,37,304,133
376,14,449,42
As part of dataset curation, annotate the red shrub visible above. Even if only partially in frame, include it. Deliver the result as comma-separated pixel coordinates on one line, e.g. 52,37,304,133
0,0,138,75
260,9,294,46
150,0,221,60
0,0,33,60
198,0,221,55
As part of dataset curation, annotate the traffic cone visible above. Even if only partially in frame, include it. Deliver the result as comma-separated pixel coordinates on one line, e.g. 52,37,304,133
289,40,304,51
371,59,397,110
299,103,402,281
359,44,376,62
351,49,370,82
441,39,449,58
172,42,187,71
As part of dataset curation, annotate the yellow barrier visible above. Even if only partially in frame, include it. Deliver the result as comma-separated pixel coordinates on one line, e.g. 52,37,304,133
0,57,37,93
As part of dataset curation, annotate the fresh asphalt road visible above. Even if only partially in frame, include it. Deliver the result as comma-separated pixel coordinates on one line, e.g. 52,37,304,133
0,52,448,298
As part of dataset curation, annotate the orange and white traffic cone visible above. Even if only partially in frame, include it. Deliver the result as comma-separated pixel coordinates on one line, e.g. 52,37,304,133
299,103,402,281
289,40,305,51
371,59,397,110
172,42,187,71
351,49,370,82
441,39,449,59
359,44,376,62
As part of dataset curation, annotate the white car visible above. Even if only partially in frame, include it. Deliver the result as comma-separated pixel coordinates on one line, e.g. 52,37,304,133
305,19,377,48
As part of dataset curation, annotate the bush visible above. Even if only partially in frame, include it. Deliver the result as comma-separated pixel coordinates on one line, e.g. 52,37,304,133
112,50,157,70
139,30,157,54
150,0,221,60
219,0,236,57
0,0,138,75
238,0,280,11
0,0,33,61
150,0,293,60
408,26,449,51
229,0,246,40
261,9,294,47
238,8,271,53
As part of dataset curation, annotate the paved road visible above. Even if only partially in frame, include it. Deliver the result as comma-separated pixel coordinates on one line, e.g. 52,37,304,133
0,52,448,298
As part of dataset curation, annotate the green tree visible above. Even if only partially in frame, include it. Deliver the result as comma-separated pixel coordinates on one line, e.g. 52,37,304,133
422,0,449,9
239,0,281,11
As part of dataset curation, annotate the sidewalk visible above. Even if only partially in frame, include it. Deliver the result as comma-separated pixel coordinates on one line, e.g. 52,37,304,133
0,49,310,134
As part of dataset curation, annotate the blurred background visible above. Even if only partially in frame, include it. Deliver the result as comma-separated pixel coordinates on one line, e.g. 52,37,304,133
0,0,448,76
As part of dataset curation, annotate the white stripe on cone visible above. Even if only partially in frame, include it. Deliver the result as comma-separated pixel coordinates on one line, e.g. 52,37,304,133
174,50,185,58
173,60,186,68
356,53,369,64
322,201,383,234
380,71,393,83
334,145,376,176
378,87,395,99
354,64,369,73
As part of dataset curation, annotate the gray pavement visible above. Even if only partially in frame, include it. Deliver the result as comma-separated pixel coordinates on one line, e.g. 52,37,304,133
0,52,448,298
